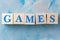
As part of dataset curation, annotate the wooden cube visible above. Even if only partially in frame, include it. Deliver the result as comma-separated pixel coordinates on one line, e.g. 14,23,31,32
2,13,13,24
47,13,58,24
25,14,35,24
14,13,25,24
0,14,2,24
36,13,46,24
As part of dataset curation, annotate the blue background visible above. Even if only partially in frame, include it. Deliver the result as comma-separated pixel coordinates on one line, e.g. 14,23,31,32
0,0,60,40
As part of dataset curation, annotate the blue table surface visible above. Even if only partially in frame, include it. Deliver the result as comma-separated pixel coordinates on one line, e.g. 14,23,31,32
0,0,60,40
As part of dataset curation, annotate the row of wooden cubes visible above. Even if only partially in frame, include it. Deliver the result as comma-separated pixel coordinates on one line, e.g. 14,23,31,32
2,13,58,24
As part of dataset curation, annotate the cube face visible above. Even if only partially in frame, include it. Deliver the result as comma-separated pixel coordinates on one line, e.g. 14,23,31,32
14,13,25,24
25,14,35,24
36,13,46,24
47,13,58,24
2,13,13,24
